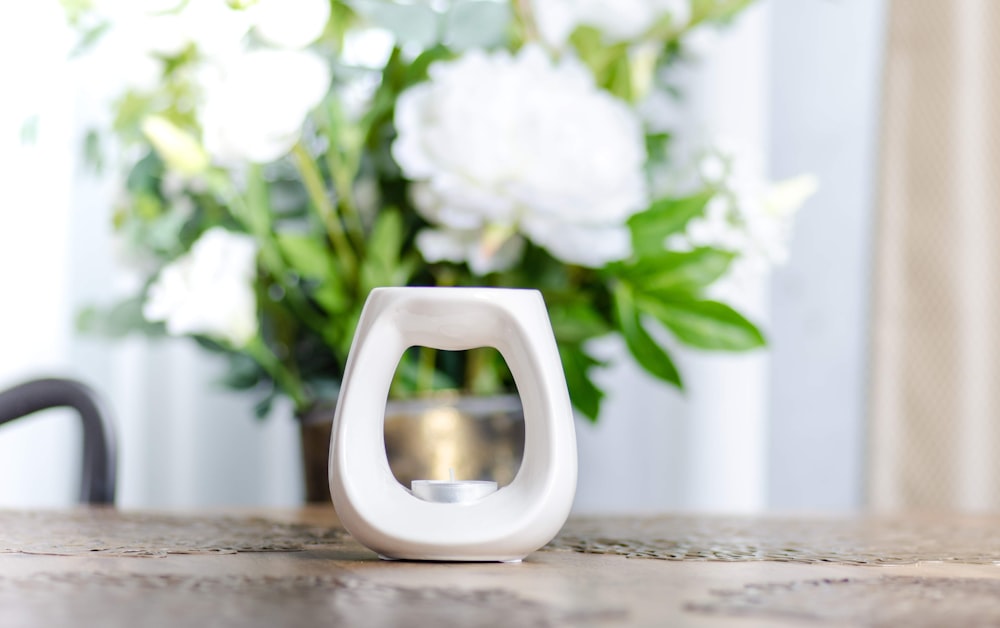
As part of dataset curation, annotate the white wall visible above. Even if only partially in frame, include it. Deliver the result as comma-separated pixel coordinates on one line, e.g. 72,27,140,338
0,1,79,507
766,0,887,511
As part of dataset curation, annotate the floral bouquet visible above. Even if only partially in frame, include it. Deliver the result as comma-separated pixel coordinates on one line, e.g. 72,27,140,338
69,0,815,422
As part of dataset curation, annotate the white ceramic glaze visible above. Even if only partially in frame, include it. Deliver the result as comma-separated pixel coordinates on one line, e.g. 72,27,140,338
328,287,578,562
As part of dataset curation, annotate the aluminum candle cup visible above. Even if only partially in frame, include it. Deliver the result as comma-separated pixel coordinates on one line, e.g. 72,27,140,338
411,480,498,503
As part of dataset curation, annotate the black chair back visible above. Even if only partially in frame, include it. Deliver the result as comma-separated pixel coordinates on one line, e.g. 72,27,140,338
0,378,117,504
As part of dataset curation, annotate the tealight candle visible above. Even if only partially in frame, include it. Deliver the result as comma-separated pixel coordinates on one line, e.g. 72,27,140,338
411,469,498,503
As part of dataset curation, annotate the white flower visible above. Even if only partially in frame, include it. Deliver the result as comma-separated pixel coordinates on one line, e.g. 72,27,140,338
340,27,396,69
250,0,331,49
667,145,817,291
532,0,690,49
200,49,330,163
143,227,260,347
392,45,648,268
416,226,526,276
93,0,249,61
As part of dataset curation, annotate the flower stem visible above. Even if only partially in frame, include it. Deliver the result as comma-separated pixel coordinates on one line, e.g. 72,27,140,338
512,0,540,43
291,142,357,278
416,346,437,394
465,347,484,395
226,173,333,342
246,337,308,411
324,100,367,248
327,152,365,249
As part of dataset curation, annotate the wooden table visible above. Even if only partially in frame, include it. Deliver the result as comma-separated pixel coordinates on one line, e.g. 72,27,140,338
3,508,1000,627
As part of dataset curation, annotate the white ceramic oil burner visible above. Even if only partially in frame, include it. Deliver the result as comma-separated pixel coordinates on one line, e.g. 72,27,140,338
328,287,577,562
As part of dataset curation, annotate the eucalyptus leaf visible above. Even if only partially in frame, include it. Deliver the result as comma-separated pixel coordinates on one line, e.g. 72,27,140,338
125,152,162,194
83,129,105,173
350,0,439,47
445,1,511,50
77,296,166,339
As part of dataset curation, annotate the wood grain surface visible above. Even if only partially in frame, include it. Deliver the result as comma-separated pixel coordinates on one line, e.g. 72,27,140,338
2,508,1000,627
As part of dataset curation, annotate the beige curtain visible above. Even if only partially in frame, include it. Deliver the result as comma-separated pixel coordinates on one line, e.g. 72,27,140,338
869,0,1000,510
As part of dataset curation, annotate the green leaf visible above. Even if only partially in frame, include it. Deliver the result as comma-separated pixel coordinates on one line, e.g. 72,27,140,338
569,26,633,99
645,132,671,163
113,91,158,141
324,0,358,47
403,44,456,85
691,0,756,24
125,151,163,195
360,208,405,291
722,0,757,20
612,285,682,388
83,129,105,174
618,247,735,295
368,208,403,265
628,191,714,257
243,164,273,239
220,353,264,390
313,279,349,314
276,233,331,279
605,53,633,101
390,348,458,395
549,302,612,344
466,347,506,396
253,392,276,419
639,297,765,351
558,344,605,422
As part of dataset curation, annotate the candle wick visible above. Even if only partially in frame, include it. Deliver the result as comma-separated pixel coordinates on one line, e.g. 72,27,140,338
449,468,455,482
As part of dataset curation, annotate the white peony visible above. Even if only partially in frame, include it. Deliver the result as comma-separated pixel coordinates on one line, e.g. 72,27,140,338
416,227,526,276
93,0,250,62
250,0,331,49
392,45,648,269
532,0,690,49
200,49,330,163
340,27,396,69
143,227,260,347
